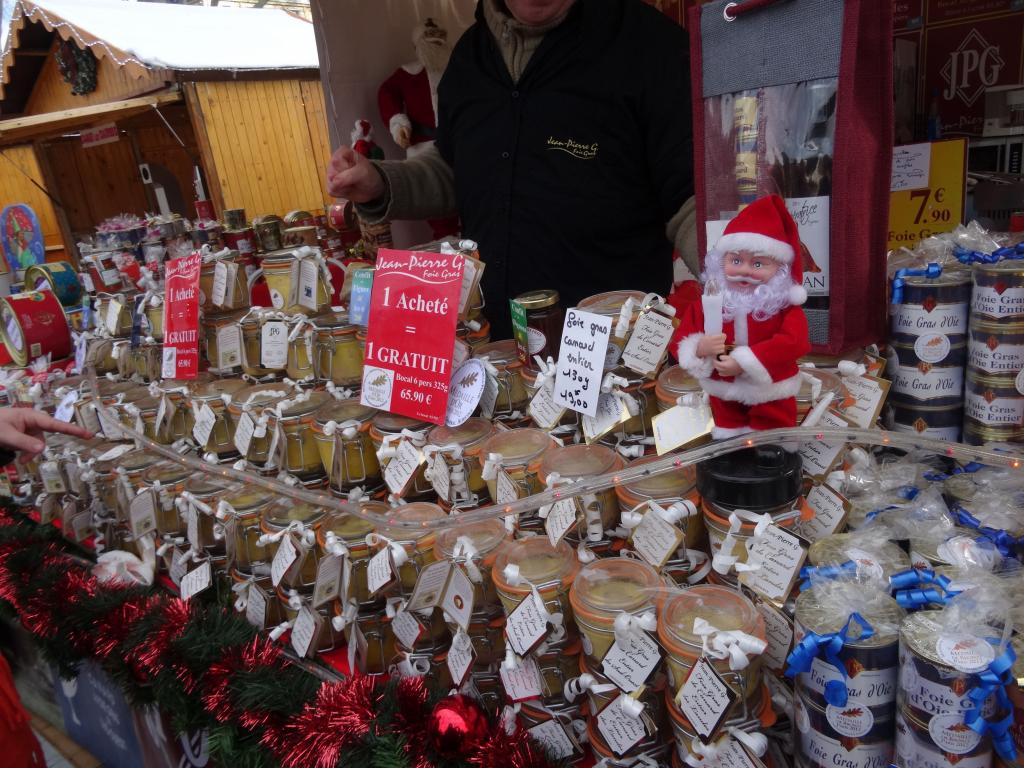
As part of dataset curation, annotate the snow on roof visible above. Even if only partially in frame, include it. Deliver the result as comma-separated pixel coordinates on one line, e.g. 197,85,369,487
12,0,319,72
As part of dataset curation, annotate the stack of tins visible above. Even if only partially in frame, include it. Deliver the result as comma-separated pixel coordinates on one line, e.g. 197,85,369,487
0,289,72,367
791,585,904,768
886,270,971,441
24,261,86,333
965,261,1024,444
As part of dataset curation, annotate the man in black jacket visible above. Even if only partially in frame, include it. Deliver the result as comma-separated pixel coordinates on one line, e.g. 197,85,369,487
328,0,696,337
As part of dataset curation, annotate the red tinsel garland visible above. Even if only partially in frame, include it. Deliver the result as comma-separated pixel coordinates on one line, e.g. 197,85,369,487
203,636,286,731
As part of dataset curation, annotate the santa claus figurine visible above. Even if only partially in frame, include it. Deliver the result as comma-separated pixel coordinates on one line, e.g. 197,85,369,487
674,195,810,439
351,120,384,161
378,18,452,159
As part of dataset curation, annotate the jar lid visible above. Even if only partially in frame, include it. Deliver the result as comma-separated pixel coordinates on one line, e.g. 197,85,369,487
539,444,618,481
798,369,845,404
479,428,553,465
260,248,298,264
205,309,247,327
696,445,802,511
119,449,162,473
313,311,356,332
427,417,494,450
795,586,903,647
571,558,660,615
515,289,560,310
619,453,696,499
222,487,277,513
655,366,700,401
577,290,645,317
142,460,191,486
659,585,762,651
120,387,156,405
185,475,234,497
96,380,135,399
808,533,910,577
379,502,446,541
271,391,331,420
473,339,520,367
437,519,507,558
265,502,326,528
157,372,214,394
494,537,578,591
192,378,248,402
313,398,377,428
321,502,387,541
232,383,290,411
372,412,431,434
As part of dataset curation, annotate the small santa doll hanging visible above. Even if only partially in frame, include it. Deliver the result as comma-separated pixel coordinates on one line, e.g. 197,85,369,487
673,195,810,439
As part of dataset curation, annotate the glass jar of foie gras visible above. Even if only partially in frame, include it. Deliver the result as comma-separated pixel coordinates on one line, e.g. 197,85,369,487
140,460,192,538
370,413,433,498
239,309,290,379
425,417,497,503
577,290,646,371
806,532,911,587
115,392,163,442
111,449,163,523
433,519,509,613
697,446,802,578
310,399,380,491
796,368,848,422
658,585,767,717
897,610,1005,767
668,683,775,767
568,557,662,663
222,487,280,576
792,582,903,742
188,378,249,459
536,444,623,537
261,249,331,315
95,292,134,337
225,383,289,466
367,502,446,594
275,585,340,657
514,289,563,370
153,373,214,443
478,427,555,503
616,453,703,550
473,340,529,418
655,365,702,413
316,502,388,607
593,369,659,447
493,537,580,638
202,310,247,374
180,475,237,555
258,503,326,590
312,311,363,387
264,390,332,478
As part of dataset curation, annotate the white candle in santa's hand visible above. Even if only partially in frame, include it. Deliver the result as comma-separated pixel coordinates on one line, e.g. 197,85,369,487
734,310,748,346
702,281,723,336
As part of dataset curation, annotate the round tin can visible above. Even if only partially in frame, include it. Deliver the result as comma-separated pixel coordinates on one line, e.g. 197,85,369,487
972,262,1024,322
968,318,1024,376
907,527,990,571
890,271,971,338
807,533,911,584
889,364,965,406
884,401,962,441
282,226,318,248
964,370,1024,439
24,262,83,308
794,694,894,768
793,586,903,714
1,290,72,366
889,332,967,369
283,210,315,227
895,705,991,768
254,220,283,252
223,208,248,231
223,228,257,257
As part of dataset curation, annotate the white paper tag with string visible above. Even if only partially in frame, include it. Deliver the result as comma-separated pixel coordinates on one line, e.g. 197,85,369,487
385,439,422,496
596,694,647,756
192,403,216,446
55,391,79,423
430,453,451,503
298,259,319,311
602,631,662,693
630,510,685,569
406,561,451,613
180,561,212,602
652,402,713,455
440,565,476,632
545,499,578,547
676,656,737,742
312,554,344,608
271,535,298,587
367,547,397,595
500,655,543,702
527,721,577,760
529,381,567,430
447,629,476,688
245,585,268,629
291,605,322,658
392,609,425,650
582,393,628,444
217,325,242,369
621,309,674,376
234,411,255,456
505,591,551,656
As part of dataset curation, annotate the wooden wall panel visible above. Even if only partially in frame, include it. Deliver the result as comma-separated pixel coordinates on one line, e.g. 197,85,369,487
25,40,167,115
132,107,201,220
0,143,65,259
192,79,333,219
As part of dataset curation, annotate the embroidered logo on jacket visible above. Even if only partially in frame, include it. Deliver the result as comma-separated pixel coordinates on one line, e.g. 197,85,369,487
546,137,598,160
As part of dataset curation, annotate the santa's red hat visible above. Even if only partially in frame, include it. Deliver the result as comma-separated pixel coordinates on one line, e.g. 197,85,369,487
713,195,806,306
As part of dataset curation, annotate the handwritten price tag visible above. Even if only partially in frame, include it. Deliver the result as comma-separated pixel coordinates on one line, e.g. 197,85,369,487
553,309,611,418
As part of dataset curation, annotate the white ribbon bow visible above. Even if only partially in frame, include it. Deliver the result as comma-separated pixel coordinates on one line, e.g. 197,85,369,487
615,297,636,339
838,360,867,379
563,673,618,703
502,563,564,634
684,729,768,767
231,575,256,611
532,355,558,391
480,452,504,482
692,618,768,670
376,429,427,462
323,419,361,440
601,372,640,417
712,510,772,575
322,531,350,558
366,533,409,568
257,520,315,548
613,610,657,647
451,536,483,583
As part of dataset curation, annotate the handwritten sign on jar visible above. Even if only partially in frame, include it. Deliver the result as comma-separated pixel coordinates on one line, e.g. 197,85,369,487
553,309,611,418
361,249,463,425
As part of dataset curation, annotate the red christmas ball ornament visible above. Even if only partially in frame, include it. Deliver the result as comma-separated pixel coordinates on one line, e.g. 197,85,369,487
429,694,489,759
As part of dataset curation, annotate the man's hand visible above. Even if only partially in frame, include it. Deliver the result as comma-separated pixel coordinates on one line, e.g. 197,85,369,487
696,334,726,359
0,408,93,461
326,146,386,203
713,355,743,378
395,125,411,149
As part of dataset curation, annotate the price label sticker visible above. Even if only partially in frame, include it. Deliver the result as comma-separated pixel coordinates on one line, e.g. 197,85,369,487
260,321,288,368
545,499,578,547
505,593,550,657
392,609,425,650
271,534,298,587
675,656,738,742
233,411,255,456
367,547,397,595
384,439,423,496
54,391,80,423
499,655,543,702
601,631,662,693
291,605,322,658
630,509,685,569
596,695,647,756
216,325,242,370
245,584,268,629
312,554,344,608
192,402,217,446
180,561,213,601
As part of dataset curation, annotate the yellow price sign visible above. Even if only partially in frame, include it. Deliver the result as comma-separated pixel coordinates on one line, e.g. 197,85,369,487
888,138,967,252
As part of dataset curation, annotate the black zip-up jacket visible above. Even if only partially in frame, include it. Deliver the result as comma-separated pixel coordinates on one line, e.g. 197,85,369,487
436,0,694,337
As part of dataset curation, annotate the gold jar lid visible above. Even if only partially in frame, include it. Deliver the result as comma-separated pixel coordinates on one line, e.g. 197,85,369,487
479,428,553,466
192,378,248,403
577,290,645,317
619,453,696,499
379,502,445,541
427,417,494,451
372,412,431,435
655,365,700,401
515,289,560,310
571,558,660,615
494,537,577,591
185,475,234,498
795,585,903,648
222,487,278,514
230,383,290,412
313,398,377,429
320,501,388,542
436,519,507,558
539,444,618,481
142,460,191,487
473,339,520,367
659,585,762,651
264,502,326,529
269,391,331,421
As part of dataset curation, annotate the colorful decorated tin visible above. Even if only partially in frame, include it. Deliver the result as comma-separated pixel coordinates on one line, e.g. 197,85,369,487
0,290,72,366
24,262,83,308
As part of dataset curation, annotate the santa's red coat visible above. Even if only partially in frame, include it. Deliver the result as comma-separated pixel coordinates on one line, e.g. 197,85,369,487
674,301,810,406
378,66,436,146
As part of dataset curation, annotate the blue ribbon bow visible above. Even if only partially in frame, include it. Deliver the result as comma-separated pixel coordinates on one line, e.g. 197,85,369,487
952,504,1020,559
889,568,961,610
954,242,1024,266
785,613,875,707
865,504,901,522
923,462,985,483
964,641,1017,762
798,560,858,591
891,263,942,304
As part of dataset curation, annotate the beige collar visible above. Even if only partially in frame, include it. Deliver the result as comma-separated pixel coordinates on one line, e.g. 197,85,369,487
482,0,573,43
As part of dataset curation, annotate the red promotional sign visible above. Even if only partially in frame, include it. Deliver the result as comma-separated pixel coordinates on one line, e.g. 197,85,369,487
161,253,201,379
360,248,463,425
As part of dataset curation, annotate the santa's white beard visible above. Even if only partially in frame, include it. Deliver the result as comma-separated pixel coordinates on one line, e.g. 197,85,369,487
703,249,794,322
416,39,452,77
